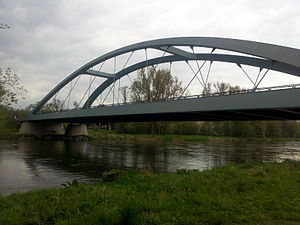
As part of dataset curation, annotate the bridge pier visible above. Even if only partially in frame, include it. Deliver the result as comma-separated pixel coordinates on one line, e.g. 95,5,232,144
19,122,89,138
65,124,88,137
19,121,65,137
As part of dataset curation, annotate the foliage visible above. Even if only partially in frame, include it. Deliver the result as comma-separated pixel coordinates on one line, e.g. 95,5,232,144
102,170,124,182
170,121,200,135
26,99,64,113
212,81,244,94
87,129,115,135
0,24,27,134
199,120,300,138
130,67,183,102
0,106,18,134
0,23,10,29
112,80,300,138
111,120,300,138
120,86,129,103
1,161,300,225
41,99,64,112
61,179,79,188
0,68,26,106
115,68,185,134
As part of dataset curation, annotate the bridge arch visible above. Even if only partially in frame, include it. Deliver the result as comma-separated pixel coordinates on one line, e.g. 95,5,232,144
32,37,300,114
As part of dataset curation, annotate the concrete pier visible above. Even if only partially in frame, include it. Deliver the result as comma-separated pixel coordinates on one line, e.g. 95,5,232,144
19,121,65,137
65,124,88,136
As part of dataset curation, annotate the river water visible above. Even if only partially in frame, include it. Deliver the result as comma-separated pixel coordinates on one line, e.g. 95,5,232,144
0,139,299,195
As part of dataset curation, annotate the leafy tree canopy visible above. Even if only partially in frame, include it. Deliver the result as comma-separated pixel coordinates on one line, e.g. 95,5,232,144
130,67,184,102
0,68,27,106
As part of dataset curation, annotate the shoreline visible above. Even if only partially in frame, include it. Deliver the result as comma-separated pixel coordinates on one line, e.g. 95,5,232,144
1,130,300,142
88,129,300,142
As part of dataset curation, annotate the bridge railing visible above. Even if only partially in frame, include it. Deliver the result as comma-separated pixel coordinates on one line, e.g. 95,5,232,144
175,83,300,100
88,83,300,108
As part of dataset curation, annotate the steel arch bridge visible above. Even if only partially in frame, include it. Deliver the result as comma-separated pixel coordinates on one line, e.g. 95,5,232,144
27,37,300,123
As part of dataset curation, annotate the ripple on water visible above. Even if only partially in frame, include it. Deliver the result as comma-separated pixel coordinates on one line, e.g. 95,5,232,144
0,139,299,195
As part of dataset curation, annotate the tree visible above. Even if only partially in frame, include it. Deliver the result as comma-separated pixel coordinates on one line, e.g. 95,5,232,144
25,99,64,113
212,81,245,95
130,67,184,102
0,23,10,29
0,68,26,106
0,24,27,132
42,99,64,112
213,81,231,93
0,24,26,107
114,67,186,135
202,83,212,95
0,106,18,133
120,86,129,103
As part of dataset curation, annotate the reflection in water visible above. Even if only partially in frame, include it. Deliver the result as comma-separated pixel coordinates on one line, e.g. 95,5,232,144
0,139,299,195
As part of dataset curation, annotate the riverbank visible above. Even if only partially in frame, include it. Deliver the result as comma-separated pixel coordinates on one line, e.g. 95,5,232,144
1,160,299,225
1,129,300,142
88,129,300,142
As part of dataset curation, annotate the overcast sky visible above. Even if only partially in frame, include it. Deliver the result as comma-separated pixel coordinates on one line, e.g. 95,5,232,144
1,0,300,108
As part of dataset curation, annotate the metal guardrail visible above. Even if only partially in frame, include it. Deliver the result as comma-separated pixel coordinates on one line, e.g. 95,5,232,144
89,83,300,109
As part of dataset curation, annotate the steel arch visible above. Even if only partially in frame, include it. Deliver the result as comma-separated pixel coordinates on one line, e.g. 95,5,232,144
32,37,300,114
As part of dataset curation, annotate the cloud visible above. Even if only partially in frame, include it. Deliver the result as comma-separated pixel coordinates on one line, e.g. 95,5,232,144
1,0,300,108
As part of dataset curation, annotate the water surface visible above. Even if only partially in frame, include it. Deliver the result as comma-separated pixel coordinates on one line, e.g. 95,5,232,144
0,139,299,195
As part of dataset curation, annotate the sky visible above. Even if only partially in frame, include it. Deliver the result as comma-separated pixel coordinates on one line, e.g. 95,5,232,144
1,0,300,108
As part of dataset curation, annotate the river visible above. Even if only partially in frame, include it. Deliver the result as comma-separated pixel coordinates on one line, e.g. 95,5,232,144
0,139,299,195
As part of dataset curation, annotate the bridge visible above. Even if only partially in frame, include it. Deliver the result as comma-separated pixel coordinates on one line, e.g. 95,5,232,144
20,37,300,136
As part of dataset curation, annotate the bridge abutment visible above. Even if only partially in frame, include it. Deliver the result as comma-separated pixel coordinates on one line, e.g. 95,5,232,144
19,121,65,137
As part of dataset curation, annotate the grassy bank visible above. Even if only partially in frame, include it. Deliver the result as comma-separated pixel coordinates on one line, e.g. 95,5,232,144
88,129,300,142
1,161,300,225
1,129,300,142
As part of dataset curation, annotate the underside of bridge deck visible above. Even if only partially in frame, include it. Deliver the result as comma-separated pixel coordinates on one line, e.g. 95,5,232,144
26,108,300,123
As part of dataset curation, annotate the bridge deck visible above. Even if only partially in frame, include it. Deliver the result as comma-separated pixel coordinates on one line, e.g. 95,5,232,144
27,88,300,123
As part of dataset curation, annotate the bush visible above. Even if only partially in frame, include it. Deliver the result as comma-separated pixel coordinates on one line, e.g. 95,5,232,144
0,107,18,134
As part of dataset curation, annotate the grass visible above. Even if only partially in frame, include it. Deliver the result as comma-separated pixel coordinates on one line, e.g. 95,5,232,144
87,129,224,142
87,129,300,142
87,129,115,136
1,128,300,142
1,160,300,225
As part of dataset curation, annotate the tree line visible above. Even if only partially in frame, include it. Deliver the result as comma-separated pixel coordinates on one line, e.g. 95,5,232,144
112,121,300,138
112,68,300,138
0,24,27,133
